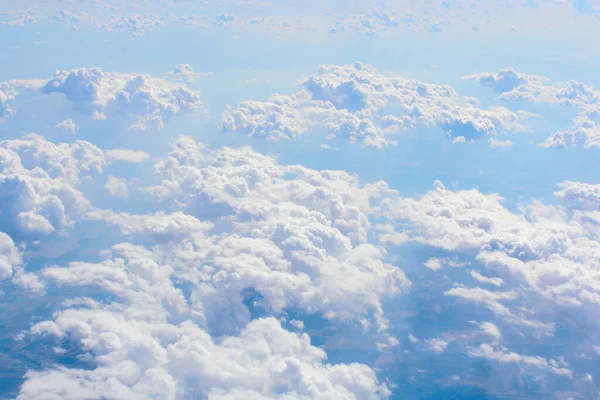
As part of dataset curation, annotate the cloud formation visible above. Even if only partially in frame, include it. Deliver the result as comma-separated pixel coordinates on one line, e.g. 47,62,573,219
167,64,211,83
0,136,106,238
40,67,202,130
12,137,415,399
0,232,21,281
141,136,410,335
221,63,534,148
465,68,600,149
379,179,600,380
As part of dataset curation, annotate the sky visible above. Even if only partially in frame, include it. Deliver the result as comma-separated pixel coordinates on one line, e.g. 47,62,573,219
1,0,600,399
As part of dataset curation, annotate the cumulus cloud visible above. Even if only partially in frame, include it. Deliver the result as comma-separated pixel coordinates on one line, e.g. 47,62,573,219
0,232,21,281
463,68,539,93
555,180,600,211
488,138,513,148
41,67,202,130
102,13,166,36
104,175,129,198
105,149,150,163
0,135,114,238
329,12,400,35
542,115,600,149
0,79,45,120
52,10,99,29
221,63,534,148
22,312,389,399
465,68,600,149
140,136,409,335
426,338,449,353
167,64,211,83
11,137,419,398
0,82,19,119
55,118,78,134
0,10,37,27
378,178,600,377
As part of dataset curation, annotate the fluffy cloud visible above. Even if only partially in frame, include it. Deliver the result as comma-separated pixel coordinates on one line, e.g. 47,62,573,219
139,136,409,335
0,10,37,27
104,175,129,198
52,10,100,28
462,68,540,93
555,180,600,211
41,67,202,130
221,63,534,148
379,179,600,377
426,338,449,353
0,81,19,119
0,136,146,238
0,136,107,237
55,118,78,134
102,13,166,36
12,136,415,398
542,115,600,149
105,149,150,163
384,180,600,309
167,64,211,83
0,232,21,281
0,79,46,120
22,312,389,399
465,68,600,149
328,12,400,35
488,137,513,148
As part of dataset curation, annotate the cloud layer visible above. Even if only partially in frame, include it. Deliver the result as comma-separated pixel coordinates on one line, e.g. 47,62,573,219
222,63,534,148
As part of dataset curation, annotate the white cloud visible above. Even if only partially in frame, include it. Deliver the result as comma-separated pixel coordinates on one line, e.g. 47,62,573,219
468,344,572,377
52,10,100,28
426,338,449,353
542,115,600,149
555,181,600,211
167,64,211,83
489,138,513,148
137,136,410,335
471,270,504,287
381,179,600,344
0,81,19,119
0,136,107,237
19,173,399,398
328,12,401,35
55,118,78,134
104,175,129,198
0,10,37,27
105,149,150,163
479,322,502,341
102,13,166,36
0,79,45,120
41,67,202,130
424,256,465,271
0,232,21,281
463,68,539,93
221,63,534,148
465,68,600,149
22,314,389,400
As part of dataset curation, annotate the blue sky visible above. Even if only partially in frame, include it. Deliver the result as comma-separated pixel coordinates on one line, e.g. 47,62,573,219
1,1,600,399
